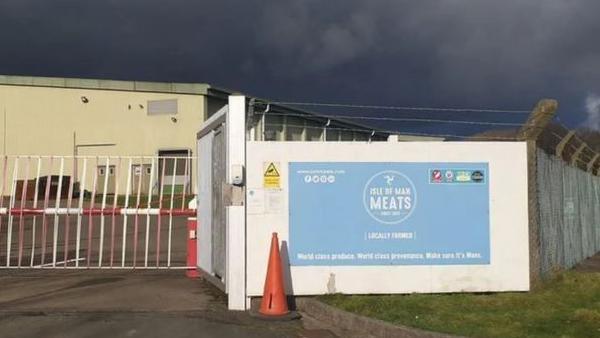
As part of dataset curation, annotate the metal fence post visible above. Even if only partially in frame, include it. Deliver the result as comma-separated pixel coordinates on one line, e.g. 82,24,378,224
587,154,599,174
519,99,558,286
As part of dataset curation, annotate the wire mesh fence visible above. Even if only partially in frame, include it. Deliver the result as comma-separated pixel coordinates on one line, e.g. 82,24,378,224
537,149,600,277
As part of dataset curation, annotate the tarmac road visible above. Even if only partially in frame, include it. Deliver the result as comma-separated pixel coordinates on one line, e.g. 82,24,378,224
0,270,337,338
0,209,341,337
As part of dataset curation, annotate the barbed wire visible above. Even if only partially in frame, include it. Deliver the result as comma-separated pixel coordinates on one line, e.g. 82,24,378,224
265,100,532,114
261,120,599,169
547,130,597,163
263,111,525,127
259,108,600,166
557,121,598,149
554,121,600,162
564,141,594,162
574,158,592,168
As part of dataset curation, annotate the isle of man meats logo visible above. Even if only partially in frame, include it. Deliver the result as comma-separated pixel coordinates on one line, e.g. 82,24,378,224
363,171,417,224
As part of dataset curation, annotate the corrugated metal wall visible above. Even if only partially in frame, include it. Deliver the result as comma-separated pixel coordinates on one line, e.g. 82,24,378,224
537,149,600,277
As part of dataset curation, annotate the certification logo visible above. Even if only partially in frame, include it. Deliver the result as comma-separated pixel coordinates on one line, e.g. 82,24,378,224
430,169,486,184
471,170,485,183
363,171,417,224
431,170,442,183
445,170,454,182
455,171,472,182
430,169,456,183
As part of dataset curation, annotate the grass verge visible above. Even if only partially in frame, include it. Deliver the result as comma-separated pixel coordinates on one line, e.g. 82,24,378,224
320,271,600,338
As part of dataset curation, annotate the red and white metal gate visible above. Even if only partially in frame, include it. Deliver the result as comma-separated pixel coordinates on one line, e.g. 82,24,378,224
0,155,196,269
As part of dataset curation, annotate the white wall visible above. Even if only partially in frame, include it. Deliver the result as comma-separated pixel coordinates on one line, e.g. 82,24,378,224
245,141,530,296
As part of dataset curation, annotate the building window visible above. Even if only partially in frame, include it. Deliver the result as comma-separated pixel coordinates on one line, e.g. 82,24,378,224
326,129,340,141
264,115,284,141
285,116,304,141
305,119,324,141
340,130,354,141
354,132,369,141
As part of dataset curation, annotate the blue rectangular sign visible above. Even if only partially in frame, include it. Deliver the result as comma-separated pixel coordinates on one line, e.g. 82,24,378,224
289,162,490,266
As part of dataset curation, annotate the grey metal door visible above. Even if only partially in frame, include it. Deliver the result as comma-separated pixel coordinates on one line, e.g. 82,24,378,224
211,125,227,280
132,164,152,194
97,165,116,195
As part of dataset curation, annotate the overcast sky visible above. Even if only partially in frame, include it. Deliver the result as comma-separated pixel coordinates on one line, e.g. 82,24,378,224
1,1,599,134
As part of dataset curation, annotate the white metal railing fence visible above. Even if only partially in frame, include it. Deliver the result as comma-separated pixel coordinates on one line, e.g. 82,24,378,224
0,155,196,269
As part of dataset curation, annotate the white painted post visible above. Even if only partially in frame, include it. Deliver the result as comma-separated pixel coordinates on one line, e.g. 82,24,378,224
226,95,247,310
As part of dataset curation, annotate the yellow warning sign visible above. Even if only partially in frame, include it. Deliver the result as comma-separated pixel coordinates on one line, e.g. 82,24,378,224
263,162,280,188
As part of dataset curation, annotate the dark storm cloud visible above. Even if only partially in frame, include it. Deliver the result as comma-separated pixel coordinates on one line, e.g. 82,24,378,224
1,0,600,129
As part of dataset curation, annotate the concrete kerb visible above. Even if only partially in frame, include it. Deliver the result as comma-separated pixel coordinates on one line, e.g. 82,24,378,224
294,297,465,338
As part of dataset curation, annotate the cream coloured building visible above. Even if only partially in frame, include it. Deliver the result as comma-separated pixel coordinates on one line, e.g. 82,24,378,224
0,75,234,195
0,75,398,195
0,75,231,157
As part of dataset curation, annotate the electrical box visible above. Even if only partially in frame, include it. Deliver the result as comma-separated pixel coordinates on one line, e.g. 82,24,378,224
231,164,244,186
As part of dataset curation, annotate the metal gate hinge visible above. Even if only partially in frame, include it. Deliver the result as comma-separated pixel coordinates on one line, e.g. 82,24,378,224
222,183,244,206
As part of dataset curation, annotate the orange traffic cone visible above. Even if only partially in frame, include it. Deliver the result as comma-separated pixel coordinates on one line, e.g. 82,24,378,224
256,233,299,320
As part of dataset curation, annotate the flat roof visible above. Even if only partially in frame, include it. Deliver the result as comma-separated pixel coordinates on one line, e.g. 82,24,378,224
0,74,212,95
